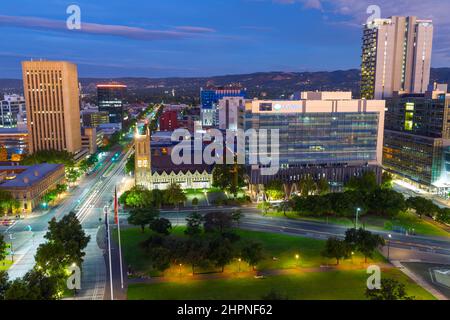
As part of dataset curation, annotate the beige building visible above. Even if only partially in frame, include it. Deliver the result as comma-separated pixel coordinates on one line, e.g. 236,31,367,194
361,16,433,100
0,164,66,214
22,61,82,154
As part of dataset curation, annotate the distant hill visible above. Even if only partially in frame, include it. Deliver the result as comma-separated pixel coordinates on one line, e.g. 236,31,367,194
2,68,450,101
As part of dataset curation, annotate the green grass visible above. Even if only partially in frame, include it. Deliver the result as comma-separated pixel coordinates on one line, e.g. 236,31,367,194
127,268,435,300
266,210,449,238
0,259,12,271
116,227,384,277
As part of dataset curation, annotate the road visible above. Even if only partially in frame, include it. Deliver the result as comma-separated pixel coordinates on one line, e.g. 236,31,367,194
1,144,132,300
159,207,450,261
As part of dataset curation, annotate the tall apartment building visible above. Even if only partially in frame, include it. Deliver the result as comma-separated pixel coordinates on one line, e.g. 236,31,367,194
361,16,433,99
22,61,82,154
200,86,246,127
244,92,385,197
97,83,127,125
383,84,450,191
217,96,245,131
1,94,26,128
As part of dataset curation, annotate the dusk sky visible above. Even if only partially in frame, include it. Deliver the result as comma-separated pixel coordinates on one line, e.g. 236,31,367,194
1,0,449,78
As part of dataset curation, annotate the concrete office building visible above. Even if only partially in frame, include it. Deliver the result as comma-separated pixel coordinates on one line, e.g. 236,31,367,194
1,94,26,128
22,61,82,154
361,16,433,99
244,92,386,197
217,96,246,131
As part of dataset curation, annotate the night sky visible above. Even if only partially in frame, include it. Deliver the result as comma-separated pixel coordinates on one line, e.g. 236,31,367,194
0,0,449,78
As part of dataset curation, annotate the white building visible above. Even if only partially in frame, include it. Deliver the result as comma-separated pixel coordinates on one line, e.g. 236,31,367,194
1,94,26,128
217,96,246,131
361,16,433,99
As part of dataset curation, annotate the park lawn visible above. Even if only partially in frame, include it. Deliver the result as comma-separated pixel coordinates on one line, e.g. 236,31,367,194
0,259,12,271
266,210,449,238
127,268,435,300
116,227,384,277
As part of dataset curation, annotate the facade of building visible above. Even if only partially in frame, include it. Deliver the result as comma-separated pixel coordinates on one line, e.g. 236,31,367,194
82,110,109,128
22,61,82,154
383,85,450,190
361,16,433,99
217,96,245,131
81,127,103,155
159,110,180,131
0,128,29,160
200,86,246,127
97,83,127,125
134,127,212,190
0,163,65,214
244,92,386,196
1,94,26,128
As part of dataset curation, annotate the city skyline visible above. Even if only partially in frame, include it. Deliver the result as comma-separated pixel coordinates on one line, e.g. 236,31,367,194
1,0,450,78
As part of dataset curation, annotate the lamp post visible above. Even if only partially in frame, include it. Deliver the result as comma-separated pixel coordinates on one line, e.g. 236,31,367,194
295,254,300,268
355,208,361,228
238,258,241,273
179,263,183,277
387,234,392,261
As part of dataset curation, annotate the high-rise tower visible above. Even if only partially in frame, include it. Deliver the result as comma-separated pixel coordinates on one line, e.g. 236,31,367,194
361,16,433,99
22,60,82,154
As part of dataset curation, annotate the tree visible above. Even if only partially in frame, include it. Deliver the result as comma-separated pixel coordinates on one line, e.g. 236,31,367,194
241,241,264,271
0,271,9,300
185,212,203,237
212,163,246,197
258,201,271,216
265,180,285,200
128,207,159,232
184,238,209,275
203,212,233,234
0,189,20,216
4,278,35,300
436,208,450,224
164,183,186,208
299,176,317,196
119,186,153,209
345,228,385,263
366,278,414,300
191,197,199,207
406,196,439,219
21,150,75,167
322,237,351,265
125,153,135,175
4,269,60,300
381,172,394,189
208,237,234,273
345,171,378,193
316,178,330,195
277,200,292,217
368,189,406,217
0,234,6,262
43,212,91,268
231,209,244,226
149,218,172,235
66,168,81,185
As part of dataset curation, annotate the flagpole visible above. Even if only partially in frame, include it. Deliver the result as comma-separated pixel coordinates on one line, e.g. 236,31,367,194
117,197,124,290
106,206,114,300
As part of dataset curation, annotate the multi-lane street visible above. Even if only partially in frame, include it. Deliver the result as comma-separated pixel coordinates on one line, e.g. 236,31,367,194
1,145,132,299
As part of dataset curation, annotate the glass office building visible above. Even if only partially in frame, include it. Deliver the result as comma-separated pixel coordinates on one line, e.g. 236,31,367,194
244,93,385,190
97,83,127,125
383,86,450,190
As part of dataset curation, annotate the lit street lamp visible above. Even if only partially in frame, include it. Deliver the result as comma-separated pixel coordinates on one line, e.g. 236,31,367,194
295,254,300,267
355,208,361,228
179,263,183,277
238,258,242,273
387,234,392,261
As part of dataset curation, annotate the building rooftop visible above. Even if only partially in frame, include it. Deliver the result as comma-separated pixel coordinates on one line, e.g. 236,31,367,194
0,163,64,188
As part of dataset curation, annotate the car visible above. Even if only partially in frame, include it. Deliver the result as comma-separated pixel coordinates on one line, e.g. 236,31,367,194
0,219,14,227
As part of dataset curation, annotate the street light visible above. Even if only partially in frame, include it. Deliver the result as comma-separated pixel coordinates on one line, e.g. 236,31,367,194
179,263,183,277
355,208,361,228
295,254,300,267
387,234,392,261
238,258,242,273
